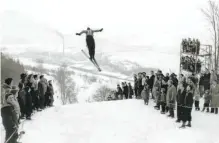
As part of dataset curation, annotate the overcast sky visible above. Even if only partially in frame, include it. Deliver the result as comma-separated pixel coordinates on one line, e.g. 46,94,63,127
0,0,213,73
1,0,211,46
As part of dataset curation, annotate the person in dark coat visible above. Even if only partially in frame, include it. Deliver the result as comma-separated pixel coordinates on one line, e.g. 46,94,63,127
116,84,123,100
203,70,211,91
76,27,103,61
25,80,32,120
123,82,129,99
149,71,155,99
32,74,40,111
19,73,27,86
170,73,178,88
137,73,143,99
176,82,187,123
134,74,138,98
44,80,50,107
160,88,166,114
199,73,205,97
38,75,47,110
18,83,26,119
48,80,54,106
180,85,194,128
128,83,134,99
164,73,170,83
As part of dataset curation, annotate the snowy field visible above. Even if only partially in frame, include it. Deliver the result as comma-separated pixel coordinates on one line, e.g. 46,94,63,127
18,99,219,143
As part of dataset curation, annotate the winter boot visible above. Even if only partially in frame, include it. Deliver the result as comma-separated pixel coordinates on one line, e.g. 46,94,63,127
176,119,181,123
186,121,191,127
161,111,165,114
180,122,186,128
206,108,209,113
26,116,31,120
215,108,218,114
211,108,215,113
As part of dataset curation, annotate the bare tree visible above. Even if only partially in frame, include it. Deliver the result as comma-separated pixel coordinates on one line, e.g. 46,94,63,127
54,63,77,105
92,85,114,102
202,0,219,72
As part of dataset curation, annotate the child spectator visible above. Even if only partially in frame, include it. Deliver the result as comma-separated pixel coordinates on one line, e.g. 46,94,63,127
141,84,150,105
160,88,166,114
194,86,200,111
202,90,211,112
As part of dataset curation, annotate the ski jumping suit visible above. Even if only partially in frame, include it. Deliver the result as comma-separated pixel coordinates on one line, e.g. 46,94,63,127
77,28,102,60
86,30,95,60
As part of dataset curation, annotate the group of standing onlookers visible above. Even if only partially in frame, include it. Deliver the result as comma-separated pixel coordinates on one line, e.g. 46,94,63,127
181,56,202,73
114,82,134,100
132,69,219,128
180,38,202,74
181,38,201,54
1,73,54,143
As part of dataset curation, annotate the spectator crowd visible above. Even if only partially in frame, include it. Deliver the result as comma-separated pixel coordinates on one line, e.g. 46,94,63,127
181,56,202,73
180,38,202,73
109,69,219,128
181,38,201,54
1,73,54,143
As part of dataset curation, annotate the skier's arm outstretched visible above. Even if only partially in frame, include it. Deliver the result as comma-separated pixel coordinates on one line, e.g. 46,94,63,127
92,28,103,32
76,30,87,36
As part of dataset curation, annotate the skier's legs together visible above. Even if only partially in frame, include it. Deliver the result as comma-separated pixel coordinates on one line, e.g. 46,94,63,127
86,36,95,60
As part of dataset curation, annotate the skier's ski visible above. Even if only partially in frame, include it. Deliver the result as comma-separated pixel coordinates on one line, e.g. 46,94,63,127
92,58,101,71
81,50,101,72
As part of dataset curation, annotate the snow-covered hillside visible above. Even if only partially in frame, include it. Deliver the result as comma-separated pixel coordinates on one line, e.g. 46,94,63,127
19,99,219,143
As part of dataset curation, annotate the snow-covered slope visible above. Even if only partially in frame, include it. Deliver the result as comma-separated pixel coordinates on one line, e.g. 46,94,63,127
19,99,219,143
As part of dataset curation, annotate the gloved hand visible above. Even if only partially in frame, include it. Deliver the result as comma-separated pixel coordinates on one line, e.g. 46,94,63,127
13,124,18,130
100,28,103,32
76,33,80,36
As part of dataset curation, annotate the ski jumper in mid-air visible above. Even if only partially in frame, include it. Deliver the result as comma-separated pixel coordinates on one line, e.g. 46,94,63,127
76,27,103,72
76,27,103,60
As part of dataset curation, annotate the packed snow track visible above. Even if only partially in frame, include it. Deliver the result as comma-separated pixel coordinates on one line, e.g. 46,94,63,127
20,100,219,143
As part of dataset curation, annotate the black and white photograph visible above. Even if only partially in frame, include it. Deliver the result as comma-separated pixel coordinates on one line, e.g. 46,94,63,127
1,0,219,143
